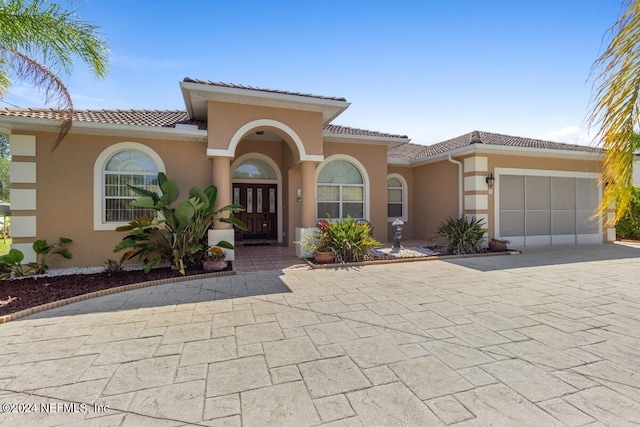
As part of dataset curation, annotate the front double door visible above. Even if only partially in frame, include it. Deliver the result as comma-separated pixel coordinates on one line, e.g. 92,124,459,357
233,183,277,241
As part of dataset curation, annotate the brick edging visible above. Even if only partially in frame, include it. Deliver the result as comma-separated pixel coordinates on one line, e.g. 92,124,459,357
303,250,521,269
0,269,236,324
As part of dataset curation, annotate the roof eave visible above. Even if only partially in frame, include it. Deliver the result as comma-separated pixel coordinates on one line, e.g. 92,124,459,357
408,144,604,166
180,81,351,124
0,115,207,141
323,131,409,148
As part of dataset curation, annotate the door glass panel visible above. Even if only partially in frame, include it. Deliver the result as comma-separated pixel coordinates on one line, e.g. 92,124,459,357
256,188,263,213
246,188,253,214
269,188,275,213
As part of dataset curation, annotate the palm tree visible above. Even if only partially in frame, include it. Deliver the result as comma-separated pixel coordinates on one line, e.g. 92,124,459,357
589,0,640,224
0,0,109,151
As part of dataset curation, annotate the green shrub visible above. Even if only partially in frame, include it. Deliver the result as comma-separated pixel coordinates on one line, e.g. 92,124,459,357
616,187,640,239
436,215,486,254
114,172,247,275
28,237,73,274
0,248,26,278
324,216,382,263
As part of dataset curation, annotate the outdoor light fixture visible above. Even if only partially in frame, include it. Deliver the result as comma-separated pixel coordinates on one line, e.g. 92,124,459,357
255,131,264,135
486,172,495,188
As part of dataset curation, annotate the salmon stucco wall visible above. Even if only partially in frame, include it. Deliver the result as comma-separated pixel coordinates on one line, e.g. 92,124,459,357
24,131,211,267
207,102,324,159
412,160,460,241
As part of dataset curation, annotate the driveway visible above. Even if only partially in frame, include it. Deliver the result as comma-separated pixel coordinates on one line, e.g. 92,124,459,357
0,244,639,426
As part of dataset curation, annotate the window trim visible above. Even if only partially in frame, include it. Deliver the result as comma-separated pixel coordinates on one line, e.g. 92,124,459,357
93,142,165,230
387,173,408,222
315,154,370,220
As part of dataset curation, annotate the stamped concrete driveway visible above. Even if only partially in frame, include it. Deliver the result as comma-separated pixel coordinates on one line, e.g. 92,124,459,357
0,244,639,426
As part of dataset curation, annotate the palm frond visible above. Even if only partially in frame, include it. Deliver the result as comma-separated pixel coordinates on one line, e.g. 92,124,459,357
588,0,640,224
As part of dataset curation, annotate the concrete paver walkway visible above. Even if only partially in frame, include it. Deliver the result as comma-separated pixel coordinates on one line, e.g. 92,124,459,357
0,244,639,426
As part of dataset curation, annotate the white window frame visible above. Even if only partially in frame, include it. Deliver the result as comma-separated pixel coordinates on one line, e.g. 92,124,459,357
315,154,370,220
387,173,408,222
93,142,165,230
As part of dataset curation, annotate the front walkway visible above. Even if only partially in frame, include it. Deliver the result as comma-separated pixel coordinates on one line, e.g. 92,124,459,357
0,244,639,425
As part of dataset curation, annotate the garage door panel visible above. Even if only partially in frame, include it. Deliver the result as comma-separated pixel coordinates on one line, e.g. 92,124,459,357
526,211,551,236
500,175,524,210
552,210,576,234
577,210,599,234
526,176,550,210
500,211,525,237
498,174,600,246
576,178,599,210
552,177,576,210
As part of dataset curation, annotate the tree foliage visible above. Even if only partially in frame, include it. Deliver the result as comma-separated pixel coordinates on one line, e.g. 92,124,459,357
0,0,109,150
588,0,640,224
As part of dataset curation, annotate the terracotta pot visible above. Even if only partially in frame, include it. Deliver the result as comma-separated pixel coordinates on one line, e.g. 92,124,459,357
314,251,335,264
203,259,227,271
489,239,509,252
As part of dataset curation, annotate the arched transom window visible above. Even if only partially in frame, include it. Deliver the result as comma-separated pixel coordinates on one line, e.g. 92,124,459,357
317,159,364,219
232,158,276,180
104,150,159,222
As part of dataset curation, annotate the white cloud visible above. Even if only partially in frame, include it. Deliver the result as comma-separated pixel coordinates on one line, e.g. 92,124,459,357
537,126,598,147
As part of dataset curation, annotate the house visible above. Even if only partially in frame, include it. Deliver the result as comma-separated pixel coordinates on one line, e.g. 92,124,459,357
0,78,615,267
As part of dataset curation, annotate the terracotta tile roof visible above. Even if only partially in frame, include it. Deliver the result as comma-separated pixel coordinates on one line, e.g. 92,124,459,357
323,124,408,139
0,108,207,129
0,108,407,140
183,78,348,102
388,130,604,160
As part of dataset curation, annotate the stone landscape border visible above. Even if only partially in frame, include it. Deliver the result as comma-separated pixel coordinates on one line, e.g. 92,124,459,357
0,269,235,324
303,250,521,269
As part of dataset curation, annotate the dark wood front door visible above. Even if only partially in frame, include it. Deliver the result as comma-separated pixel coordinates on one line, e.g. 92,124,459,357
233,183,277,241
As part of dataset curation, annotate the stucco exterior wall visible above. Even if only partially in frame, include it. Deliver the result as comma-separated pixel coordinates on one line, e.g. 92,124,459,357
20,131,210,267
207,102,324,158
409,160,459,241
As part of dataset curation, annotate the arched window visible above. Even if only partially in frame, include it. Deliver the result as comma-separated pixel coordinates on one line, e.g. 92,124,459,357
103,150,159,222
232,158,276,180
94,142,165,230
387,174,407,221
317,159,365,219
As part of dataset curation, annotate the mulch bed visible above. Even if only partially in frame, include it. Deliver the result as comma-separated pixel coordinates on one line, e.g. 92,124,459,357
0,263,232,317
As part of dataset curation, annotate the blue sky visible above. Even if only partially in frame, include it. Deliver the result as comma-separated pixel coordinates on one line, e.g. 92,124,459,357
3,0,624,146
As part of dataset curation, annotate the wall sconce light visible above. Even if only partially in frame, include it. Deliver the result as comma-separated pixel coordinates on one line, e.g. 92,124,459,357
296,188,302,202
486,172,495,189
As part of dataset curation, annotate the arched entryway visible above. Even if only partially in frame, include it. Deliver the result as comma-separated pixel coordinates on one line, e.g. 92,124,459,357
231,153,283,243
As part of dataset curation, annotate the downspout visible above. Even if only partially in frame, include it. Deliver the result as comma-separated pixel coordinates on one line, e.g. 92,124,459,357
447,155,463,217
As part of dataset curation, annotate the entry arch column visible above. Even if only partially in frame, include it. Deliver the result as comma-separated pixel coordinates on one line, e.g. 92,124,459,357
301,160,318,227
209,155,235,260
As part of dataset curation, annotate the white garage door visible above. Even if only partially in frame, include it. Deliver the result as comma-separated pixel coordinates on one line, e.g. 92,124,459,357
497,173,601,246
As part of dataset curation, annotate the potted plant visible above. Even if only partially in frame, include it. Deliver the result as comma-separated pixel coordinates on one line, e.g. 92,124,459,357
489,238,510,252
202,246,227,271
297,219,335,264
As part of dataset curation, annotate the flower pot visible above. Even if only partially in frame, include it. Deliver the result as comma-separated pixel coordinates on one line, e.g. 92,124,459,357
489,238,509,252
203,260,227,271
314,251,334,264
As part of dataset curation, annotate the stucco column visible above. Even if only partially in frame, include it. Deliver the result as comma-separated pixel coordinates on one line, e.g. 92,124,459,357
212,156,232,229
301,160,317,227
